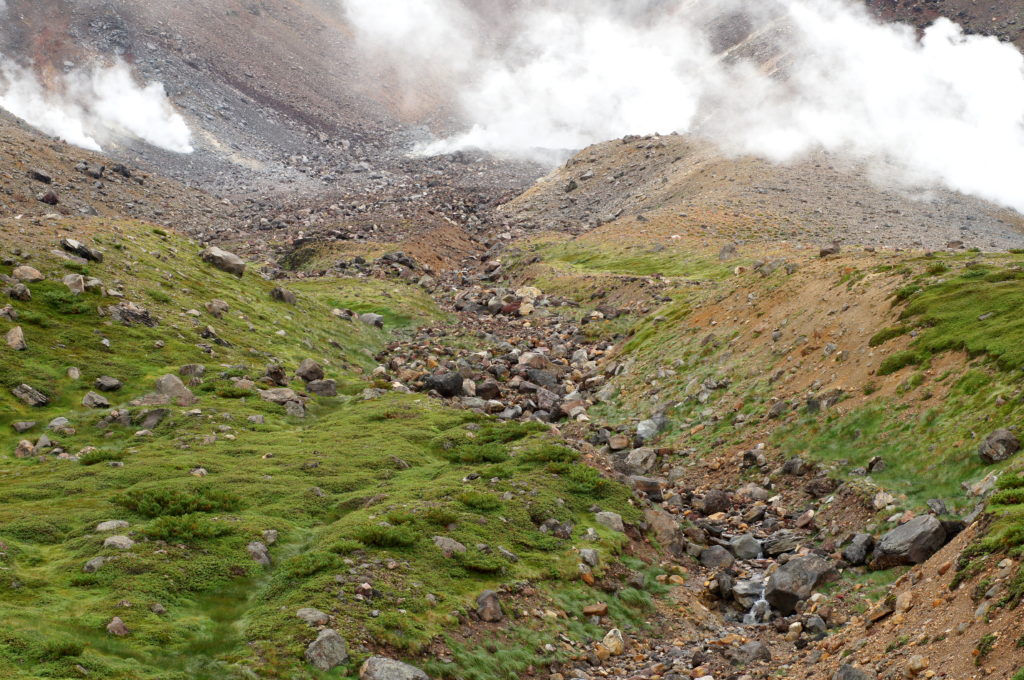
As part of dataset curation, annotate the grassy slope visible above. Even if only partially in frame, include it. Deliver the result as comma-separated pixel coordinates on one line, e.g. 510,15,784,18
0,220,645,680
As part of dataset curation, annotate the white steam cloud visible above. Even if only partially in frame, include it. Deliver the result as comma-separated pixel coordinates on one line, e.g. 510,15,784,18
340,0,1024,213
0,58,194,153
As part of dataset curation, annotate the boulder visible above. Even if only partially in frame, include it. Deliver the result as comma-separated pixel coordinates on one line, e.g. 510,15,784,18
359,656,429,680
729,534,762,561
296,359,325,383
728,640,771,665
96,520,130,532
259,388,302,405
842,533,875,566
296,608,331,626
155,374,195,406
307,379,338,397
764,555,837,614
63,274,85,294
12,265,44,282
595,511,625,533
61,238,103,262
622,447,657,475
700,545,735,569
83,391,111,408
205,299,229,318
6,325,26,350
103,535,135,550
304,629,348,671
106,616,129,636
12,383,48,406
95,376,123,392
247,541,271,566
200,246,246,276
433,536,467,557
14,440,34,458
476,590,503,622
360,313,385,328
700,489,730,514
872,516,946,568
270,286,297,304
978,428,1020,464
423,372,464,398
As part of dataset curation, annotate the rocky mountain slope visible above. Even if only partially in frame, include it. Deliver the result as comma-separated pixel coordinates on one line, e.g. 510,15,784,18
2,2,1024,680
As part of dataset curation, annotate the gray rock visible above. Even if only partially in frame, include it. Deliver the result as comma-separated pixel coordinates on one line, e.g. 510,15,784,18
12,421,36,433
12,265,43,282
763,530,801,556
258,387,302,405
12,383,48,406
304,629,348,671
247,541,271,566
732,579,765,609
63,273,85,294
622,447,657,475
872,515,946,568
270,287,297,304
423,372,464,398
205,299,229,318
978,428,1020,464
699,545,735,569
476,590,503,622
96,520,130,532
729,534,762,561
137,408,170,430
285,401,306,418
833,665,874,680
200,246,246,276
83,556,110,573
95,376,123,392
765,555,837,614
61,238,103,262
7,283,31,301
296,359,325,383
728,640,771,665
307,379,338,397
359,656,429,680
580,548,600,567
782,456,807,475
630,476,663,502
433,536,467,557
5,325,26,350
805,614,828,635
155,374,195,405
842,533,875,566
700,489,730,514
595,511,625,533
83,391,111,408
103,535,134,550
636,417,664,441
360,313,385,328
296,608,331,626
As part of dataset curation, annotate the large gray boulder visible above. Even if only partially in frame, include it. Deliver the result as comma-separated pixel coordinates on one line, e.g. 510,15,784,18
871,515,946,568
476,590,503,622
423,372,464,398
296,359,325,383
700,545,735,569
200,246,246,276
622,447,657,475
764,555,837,614
12,383,48,406
842,533,875,566
978,428,1020,464
304,629,348,671
360,656,429,680
729,533,762,561
155,374,195,406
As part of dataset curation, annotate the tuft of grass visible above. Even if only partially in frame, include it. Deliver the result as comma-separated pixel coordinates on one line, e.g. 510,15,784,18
869,325,910,347
141,514,233,543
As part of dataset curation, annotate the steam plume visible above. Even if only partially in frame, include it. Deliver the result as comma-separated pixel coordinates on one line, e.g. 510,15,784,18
340,0,1024,213
0,58,194,153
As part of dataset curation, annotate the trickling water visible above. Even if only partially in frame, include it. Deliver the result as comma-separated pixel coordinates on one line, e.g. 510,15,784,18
738,574,772,625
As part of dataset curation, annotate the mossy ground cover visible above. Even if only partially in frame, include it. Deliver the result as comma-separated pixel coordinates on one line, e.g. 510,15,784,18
0,220,642,679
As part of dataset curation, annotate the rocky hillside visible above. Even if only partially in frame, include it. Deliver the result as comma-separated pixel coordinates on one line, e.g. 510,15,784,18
3,2,1024,680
